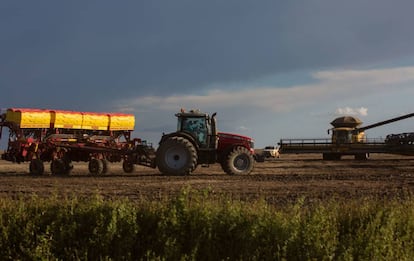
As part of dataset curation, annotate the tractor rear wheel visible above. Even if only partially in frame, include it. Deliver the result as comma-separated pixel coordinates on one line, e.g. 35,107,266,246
89,158,104,175
222,146,254,175
156,136,197,175
30,159,44,175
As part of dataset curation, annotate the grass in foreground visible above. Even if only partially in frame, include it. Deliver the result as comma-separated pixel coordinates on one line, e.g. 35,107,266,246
0,189,414,260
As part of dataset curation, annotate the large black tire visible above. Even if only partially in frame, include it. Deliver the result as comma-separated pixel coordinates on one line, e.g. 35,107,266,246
156,136,197,175
122,160,135,173
51,159,67,175
222,146,254,175
30,159,45,175
89,158,104,175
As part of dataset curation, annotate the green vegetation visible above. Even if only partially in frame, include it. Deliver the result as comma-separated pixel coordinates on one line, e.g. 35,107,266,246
1,190,414,260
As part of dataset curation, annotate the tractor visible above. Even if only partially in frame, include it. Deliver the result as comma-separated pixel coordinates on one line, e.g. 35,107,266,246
155,109,255,175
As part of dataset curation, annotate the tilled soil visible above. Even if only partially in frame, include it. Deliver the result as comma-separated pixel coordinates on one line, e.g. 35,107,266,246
1,154,414,205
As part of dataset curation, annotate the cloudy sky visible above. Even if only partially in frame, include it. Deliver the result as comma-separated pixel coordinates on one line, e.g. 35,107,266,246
2,0,414,148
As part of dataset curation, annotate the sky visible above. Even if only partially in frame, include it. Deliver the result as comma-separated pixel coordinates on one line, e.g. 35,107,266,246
2,0,414,149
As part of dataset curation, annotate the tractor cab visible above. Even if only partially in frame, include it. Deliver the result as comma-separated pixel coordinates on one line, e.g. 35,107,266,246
176,109,217,149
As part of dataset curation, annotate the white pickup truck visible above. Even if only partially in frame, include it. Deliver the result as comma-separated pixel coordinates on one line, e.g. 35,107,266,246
263,146,280,158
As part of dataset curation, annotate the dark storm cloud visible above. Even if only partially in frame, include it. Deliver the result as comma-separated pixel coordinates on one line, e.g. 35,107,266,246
1,0,414,109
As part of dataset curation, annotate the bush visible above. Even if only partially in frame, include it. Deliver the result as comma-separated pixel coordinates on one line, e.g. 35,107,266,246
0,190,414,260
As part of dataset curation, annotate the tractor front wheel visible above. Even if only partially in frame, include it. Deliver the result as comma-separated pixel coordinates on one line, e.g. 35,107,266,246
156,136,197,175
222,146,254,175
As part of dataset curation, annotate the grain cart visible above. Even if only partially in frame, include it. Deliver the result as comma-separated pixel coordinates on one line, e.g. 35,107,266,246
123,109,255,175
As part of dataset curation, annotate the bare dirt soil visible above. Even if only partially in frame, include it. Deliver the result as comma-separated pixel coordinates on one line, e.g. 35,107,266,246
1,154,414,205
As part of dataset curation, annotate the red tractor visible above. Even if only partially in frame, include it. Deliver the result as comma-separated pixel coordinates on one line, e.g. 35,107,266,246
155,109,255,175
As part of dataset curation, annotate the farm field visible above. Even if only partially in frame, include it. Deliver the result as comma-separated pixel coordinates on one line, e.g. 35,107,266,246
1,153,414,204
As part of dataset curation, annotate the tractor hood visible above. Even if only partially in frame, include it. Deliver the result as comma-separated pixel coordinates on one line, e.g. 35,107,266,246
218,132,253,141
218,132,255,152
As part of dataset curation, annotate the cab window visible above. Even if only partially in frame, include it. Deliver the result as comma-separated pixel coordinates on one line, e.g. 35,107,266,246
182,117,207,145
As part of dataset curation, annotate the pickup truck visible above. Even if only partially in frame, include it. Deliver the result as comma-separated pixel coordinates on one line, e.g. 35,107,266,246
263,146,280,158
